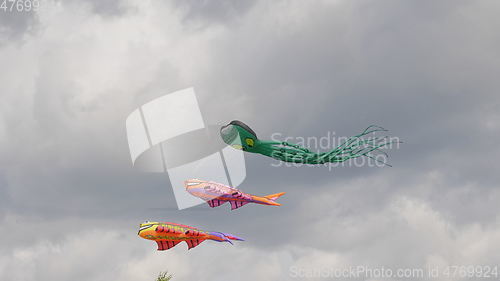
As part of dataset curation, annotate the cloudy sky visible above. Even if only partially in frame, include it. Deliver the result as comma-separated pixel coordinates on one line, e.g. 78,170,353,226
1,0,500,280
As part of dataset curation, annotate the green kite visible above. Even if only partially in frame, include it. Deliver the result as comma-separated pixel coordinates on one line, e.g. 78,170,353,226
220,120,398,166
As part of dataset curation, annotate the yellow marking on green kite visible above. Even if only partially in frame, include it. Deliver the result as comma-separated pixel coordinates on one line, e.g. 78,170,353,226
245,138,254,147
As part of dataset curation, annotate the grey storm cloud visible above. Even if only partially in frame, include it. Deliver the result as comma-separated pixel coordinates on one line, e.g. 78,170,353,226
1,0,500,280
0,8,38,43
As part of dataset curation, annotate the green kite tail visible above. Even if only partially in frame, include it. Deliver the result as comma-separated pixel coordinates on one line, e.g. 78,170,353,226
220,120,398,166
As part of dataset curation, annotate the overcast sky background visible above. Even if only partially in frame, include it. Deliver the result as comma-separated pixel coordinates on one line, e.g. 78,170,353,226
1,0,500,280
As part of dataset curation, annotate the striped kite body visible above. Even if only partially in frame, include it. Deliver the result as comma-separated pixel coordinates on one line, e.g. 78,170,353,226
184,179,285,210
138,221,244,251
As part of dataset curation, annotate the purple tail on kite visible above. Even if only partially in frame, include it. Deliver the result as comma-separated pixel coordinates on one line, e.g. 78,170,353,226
209,232,245,244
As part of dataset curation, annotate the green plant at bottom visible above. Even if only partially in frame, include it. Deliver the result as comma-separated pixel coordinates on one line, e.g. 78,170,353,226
156,271,173,281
